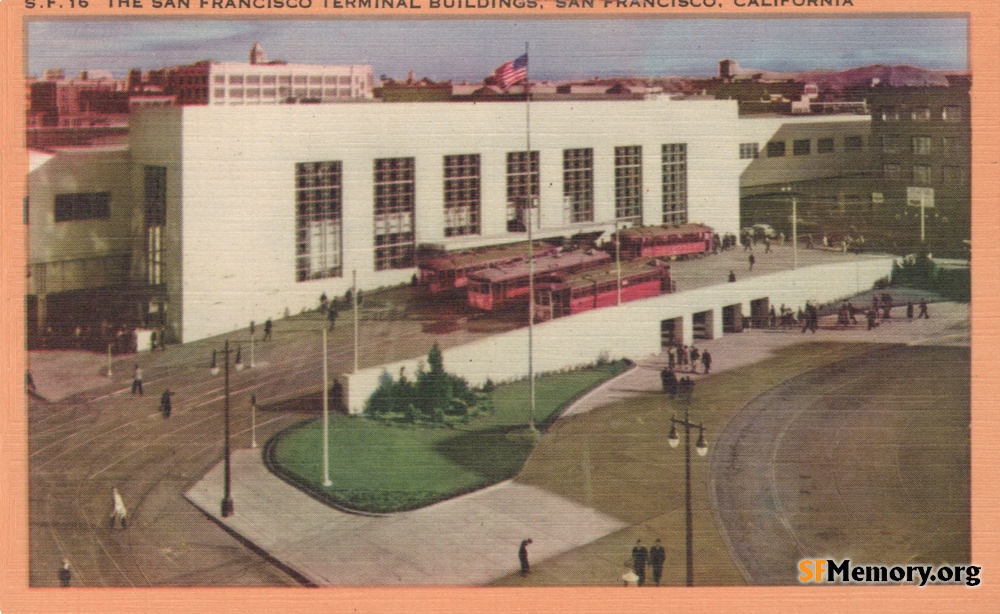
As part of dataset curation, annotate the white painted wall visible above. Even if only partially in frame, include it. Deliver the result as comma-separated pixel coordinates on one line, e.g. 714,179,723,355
343,257,895,413
131,98,747,342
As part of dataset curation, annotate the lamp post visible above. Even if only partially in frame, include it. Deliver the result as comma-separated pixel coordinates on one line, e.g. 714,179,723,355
210,341,235,517
782,185,798,270
667,381,707,587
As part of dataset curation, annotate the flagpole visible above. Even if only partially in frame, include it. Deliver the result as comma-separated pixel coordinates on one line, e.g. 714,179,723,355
525,42,538,438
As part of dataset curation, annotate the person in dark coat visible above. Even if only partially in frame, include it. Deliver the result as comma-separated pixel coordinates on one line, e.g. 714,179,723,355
918,299,930,319
689,346,700,373
728,270,736,283
519,538,533,576
160,389,173,419
632,540,649,586
327,308,338,331
263,318,273,341
661,369,678,398
649,539,666,586
59,559,71,587
748,253,755,271
907,301,914,320
701,350,712,374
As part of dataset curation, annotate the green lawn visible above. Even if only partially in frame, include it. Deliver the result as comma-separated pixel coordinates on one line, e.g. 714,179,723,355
265,362,631,513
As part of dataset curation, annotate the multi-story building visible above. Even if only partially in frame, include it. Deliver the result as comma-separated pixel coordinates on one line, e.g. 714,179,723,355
867,76,971,256
166,42,374,106
25,94,888,346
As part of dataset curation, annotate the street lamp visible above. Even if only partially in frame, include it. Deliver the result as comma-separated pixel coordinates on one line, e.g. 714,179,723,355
210,340,235,517
667,381,707,586
781,185,798,270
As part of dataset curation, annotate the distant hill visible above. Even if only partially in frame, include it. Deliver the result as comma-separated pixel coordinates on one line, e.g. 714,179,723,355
731,64,969,90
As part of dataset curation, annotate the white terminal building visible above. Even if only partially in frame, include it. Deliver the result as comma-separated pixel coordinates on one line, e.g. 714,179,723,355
27,95,871,344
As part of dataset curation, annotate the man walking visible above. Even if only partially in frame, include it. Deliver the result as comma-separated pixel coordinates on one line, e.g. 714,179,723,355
263,318,273,341
748,253,755,272
160,389,173,419
58,559,71,587
518,538,533,577
632,539,649,587
918,299,930,319
701,350,712,374
649,539,666,586
109,487,128,530
131,365,143,396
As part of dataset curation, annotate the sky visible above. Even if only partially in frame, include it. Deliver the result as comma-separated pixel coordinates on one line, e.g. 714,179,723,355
27,18,968,81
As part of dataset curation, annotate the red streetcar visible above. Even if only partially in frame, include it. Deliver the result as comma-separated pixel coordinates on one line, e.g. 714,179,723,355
467,249,612,311
533,259,671,322
612,223,714,260
417,241,557,294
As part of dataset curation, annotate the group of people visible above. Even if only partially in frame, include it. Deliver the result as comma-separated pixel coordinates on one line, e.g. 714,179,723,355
624,539,667,586
660,368,695,400
665,345,712,375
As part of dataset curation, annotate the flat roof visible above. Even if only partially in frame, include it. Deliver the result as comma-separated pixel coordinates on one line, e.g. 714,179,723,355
470,250,611,284
541,258,667,289
421,241,551,271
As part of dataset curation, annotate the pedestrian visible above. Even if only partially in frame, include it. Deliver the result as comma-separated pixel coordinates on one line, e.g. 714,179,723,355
263,318,272,341
764,237,771,253
728,270,736,283
867,308,878,330
150,330,157,352
667,348,676,371
748,253,755,272
701,350,712,374
918,299,930,319
689,346,700,372
131,365,144,396
59,559,71,587
661,368,678,398
160,389,172,419
678,345,687,368
649,539,666,586
250,320,255,337
847,301,858,324
907,301,914,320
109,487,127,530
327,307,338,331
518,538,533,576
631,540,648,586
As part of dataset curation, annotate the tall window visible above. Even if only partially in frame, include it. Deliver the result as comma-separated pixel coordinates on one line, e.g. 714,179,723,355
373,157,416,271
54,192,110,222
506,151,539,232
614,145,642,224
912,136,933,156
563,148,594,224
144,166,166,286
912,164,933,185
443,154,481,237
295,161,343,282
661,143,688,225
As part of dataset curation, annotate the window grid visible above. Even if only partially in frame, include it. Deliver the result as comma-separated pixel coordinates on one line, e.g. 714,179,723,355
443,154,481,237
739,143,759,159
373,157,416,271
506,151,539,232
54,192,110,222
661,143,688,225
912,164,932,186
793,139,811,156
912,136,933,156
613,146,643,224
767,141,786,158
144,166,167,285
563,148,594,224
295,161,343,282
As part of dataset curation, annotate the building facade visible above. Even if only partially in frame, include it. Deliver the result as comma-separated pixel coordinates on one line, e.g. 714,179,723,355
28,97,881,345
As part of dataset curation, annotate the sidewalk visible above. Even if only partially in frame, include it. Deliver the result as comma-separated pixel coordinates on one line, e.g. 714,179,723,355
185,301,968,586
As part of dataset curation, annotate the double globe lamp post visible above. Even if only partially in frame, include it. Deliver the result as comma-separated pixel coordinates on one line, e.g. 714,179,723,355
666,382,708,587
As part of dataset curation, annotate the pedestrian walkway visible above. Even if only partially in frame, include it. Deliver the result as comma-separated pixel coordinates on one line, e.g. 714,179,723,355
186,301,967,585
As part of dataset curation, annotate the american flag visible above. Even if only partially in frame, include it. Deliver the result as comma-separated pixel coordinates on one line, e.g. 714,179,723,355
492,54,528,90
